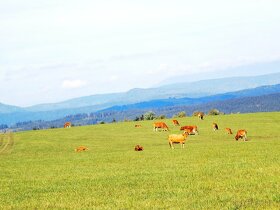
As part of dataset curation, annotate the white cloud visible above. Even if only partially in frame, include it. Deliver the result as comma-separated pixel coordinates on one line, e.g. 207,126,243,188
61,79,87,89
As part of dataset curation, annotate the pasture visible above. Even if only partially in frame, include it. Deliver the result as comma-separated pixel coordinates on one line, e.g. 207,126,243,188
0,112,280,209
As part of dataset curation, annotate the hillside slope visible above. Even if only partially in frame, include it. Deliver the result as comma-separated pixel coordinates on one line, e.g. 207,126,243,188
1,112,280,209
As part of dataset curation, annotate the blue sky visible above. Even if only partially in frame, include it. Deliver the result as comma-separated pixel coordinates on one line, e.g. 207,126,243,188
1,0,280,106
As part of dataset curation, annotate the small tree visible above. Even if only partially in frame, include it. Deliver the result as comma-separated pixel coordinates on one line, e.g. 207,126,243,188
192,111,204,116
144,111,156,120
156,114,166,119
173,111,186,118
208,109,220,115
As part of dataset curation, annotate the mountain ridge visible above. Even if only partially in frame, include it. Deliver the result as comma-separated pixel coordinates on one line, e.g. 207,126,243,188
4,72,279,113
1,83,280,126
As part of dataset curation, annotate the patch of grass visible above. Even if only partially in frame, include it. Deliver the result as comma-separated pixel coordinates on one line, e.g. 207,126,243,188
0,112,279,209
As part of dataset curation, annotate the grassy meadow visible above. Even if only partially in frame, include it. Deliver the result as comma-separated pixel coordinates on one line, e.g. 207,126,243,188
0,112,280,209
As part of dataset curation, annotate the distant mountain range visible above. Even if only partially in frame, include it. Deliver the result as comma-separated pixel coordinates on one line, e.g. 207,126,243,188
7,92,280,131
1,81,280,126
0,72,280,127
24,72,280,112
102,84,280,112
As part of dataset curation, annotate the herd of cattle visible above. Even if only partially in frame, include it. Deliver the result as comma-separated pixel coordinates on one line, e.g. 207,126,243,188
150,113,248,149
71,112,248,152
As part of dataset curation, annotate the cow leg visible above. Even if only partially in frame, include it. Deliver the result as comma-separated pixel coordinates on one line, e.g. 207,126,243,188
182,143,185,149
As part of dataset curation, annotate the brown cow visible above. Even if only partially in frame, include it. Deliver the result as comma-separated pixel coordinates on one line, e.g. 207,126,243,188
212,123,218,131
225,128,233,134
153,122,169,131
135,124,142,128
134,145,144,151
235,130,248,141
64,122,71,128
75,146,88,152
172,119,180,126
180,125,198,135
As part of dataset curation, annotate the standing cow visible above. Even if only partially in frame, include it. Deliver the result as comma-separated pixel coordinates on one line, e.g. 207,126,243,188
225,128,233,134
180,125,199,135
197,112,204,120
168,132,188,149
64,122,71,128
153,122,169,131
212,123,219,131
172,119,180,126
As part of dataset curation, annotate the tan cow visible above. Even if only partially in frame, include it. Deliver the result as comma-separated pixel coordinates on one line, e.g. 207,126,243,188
135,124,142,128
168,132,188,149
153,122,169,131
235,130,248,141
172,119,180,126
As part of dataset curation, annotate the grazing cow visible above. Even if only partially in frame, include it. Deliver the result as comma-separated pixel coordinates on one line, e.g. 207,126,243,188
225,128,233,134
153,122,169,131
235,130,248,141
180,125,198,135
135,124,142,128
64,122,71,128
168,132,188,149
197,112,204,120
172,119,180,126
75,146,88,152
212,123,219,131
134,145,144,151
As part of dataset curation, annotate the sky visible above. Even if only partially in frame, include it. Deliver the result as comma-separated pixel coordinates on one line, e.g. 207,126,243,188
1,0,280,107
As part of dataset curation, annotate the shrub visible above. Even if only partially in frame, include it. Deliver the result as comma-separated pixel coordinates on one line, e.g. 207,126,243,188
173,111,186,118
144,111,156,120
208,109,220,115
192,111,201,116
157,115,166,119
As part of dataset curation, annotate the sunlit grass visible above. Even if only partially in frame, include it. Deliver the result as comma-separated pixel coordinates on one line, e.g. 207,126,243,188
0,112,279,209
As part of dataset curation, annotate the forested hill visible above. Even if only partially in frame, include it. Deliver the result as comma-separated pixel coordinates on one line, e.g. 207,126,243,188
7,93,280,131
102,84,280,112
1,83,280,126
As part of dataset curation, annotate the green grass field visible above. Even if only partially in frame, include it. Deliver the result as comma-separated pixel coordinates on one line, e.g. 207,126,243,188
1,112,280,209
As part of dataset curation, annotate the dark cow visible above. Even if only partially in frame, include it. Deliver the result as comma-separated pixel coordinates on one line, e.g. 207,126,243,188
212,123,218,131
134,145,144,151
